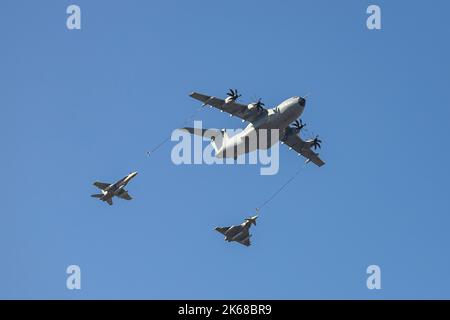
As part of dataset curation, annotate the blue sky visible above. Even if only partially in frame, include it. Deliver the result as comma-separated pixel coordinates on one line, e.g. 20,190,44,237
1,0,450,299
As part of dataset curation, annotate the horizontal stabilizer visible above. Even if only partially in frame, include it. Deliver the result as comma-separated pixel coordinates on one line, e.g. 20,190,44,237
179,127,223,140
180,127,229,155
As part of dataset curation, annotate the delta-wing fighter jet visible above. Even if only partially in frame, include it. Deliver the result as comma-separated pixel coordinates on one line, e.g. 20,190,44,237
91,171,138,205
182,89,325,166
215,215,258,247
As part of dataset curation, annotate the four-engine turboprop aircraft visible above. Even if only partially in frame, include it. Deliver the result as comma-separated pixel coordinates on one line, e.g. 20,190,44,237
181,89,325,166
91,171,138,206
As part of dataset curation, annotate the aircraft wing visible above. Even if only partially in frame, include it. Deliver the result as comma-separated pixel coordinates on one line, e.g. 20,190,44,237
117,190,132,200
106,198,113,206
238,238,251,247
283,134,325,167
236,229,251,247
93,182,111,190
215,226,230,236
190,92,267,123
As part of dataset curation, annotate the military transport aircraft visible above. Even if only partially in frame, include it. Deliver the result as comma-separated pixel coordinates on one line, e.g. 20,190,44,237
215,215,258,247
182,89,325,166
91,171,138,205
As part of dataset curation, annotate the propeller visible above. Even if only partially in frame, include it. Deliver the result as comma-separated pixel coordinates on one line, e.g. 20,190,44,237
226,88,241,101
281,119,306,141
292,119,306,132
310,135,322,150
254,98,265,111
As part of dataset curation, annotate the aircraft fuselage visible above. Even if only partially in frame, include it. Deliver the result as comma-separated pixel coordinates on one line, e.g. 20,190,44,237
100,171,137,201
216,96,304,158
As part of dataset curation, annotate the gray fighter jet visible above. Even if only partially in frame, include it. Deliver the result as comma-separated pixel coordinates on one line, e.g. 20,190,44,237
215,215,258,247
91,171,138,205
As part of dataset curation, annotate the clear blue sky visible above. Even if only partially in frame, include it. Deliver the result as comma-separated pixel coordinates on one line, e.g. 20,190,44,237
2,0,450,299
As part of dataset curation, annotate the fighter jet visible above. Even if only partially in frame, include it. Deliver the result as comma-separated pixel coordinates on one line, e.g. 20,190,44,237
215,215,258,247
91,171,138,205
182,89,324,166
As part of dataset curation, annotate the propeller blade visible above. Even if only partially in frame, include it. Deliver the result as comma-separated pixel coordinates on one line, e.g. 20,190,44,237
226,89,241,100
313,136,322,149
258,100,265,108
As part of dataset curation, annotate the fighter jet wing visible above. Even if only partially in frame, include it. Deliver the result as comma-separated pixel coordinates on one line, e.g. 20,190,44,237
106,198,113,206
239,238,251,247
283,134,325,167
215,226,230,235
93,182,111,190
190,92,267,123
117,190,132,200
236,227,252,246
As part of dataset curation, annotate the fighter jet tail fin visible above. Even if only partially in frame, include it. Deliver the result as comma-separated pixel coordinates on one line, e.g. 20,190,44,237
245,215,258,226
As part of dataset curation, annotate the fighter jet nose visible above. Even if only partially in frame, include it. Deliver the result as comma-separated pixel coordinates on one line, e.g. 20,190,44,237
125,171,138,181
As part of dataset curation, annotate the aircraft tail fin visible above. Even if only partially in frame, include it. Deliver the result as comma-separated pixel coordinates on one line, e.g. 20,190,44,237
210,130,229,155
245,215,258,226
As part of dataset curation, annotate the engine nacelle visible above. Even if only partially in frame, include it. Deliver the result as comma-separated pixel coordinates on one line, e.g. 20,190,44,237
247,103,257,111
224,96,235,104
281,126,300,142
